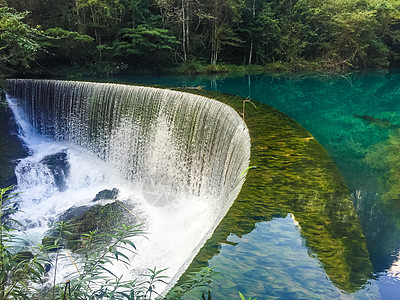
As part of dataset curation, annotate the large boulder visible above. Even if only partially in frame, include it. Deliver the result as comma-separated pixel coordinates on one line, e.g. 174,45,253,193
43,189,136,252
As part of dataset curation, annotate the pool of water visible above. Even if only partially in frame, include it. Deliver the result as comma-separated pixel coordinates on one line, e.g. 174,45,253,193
110,70,400,299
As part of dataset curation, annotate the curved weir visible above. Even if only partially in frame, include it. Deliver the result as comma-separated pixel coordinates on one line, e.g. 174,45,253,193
5,79,250,291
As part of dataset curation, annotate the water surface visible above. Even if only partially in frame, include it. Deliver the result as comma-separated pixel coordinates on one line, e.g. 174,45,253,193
112,71,400,299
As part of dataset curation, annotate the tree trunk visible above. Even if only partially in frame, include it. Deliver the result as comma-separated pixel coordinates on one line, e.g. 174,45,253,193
182,0,187,62
248,0,256,65
211,0,218,65
181,0,190,62
248,41,253,65
185,0,190,60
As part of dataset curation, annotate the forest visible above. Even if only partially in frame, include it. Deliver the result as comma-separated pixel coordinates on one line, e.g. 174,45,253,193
1,0,400,77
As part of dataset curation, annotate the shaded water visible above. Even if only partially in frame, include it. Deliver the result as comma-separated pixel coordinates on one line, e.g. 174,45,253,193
109,71,400,299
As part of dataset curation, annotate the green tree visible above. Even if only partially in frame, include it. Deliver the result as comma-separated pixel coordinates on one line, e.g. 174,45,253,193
208,0,245,64
0,2,42,75
41,27,94,66
0,186,46,299
106,25,179,67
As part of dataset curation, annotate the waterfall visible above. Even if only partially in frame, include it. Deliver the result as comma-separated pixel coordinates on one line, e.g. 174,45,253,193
6,79,250,292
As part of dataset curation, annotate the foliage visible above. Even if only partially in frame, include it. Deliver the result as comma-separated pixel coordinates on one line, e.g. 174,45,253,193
40,219,150,299
0,2,42,74
0,184,221,299
41,27,94,66
2,0,400,75
165,267,216,299
239,292,257,300
0,186,46,299
105,25,179,66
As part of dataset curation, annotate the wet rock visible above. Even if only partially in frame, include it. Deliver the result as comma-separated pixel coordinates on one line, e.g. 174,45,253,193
44,263,51,273
70,200,134,236
42,204,91,252
353,114,399,129
44,200,137,251
58,205,91,222
40,151,70,191
93,188,119,202
0,98,29,187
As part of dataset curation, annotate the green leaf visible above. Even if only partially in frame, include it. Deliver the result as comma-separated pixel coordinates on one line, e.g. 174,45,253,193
241,166,257,177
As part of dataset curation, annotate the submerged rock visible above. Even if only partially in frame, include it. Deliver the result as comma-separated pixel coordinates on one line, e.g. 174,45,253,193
40,151,70,191
353,114,398,129
93,188,119,202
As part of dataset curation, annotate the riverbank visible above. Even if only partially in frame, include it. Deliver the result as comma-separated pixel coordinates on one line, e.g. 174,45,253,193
167,60,334,75
5,59,364,80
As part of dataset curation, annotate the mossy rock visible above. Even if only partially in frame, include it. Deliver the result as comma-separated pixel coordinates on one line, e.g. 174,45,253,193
43,200,136,252
71,200,132,234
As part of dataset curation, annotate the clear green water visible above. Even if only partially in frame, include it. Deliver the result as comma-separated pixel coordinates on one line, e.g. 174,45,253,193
111,71,400,299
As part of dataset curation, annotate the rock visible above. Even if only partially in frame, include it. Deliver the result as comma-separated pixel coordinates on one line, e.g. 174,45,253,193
0,100,29,187
44,200,137,251
71,201,133,235
93,188,119,202
40,151,70,191
353,114,398,129
44,263,51,273
58,205,91,223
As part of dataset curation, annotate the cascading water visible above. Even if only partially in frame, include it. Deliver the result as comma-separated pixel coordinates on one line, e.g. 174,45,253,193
5,79,250,293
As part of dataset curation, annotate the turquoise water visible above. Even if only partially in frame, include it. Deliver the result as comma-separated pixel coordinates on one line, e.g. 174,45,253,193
204,216,379,299
111,71,400,299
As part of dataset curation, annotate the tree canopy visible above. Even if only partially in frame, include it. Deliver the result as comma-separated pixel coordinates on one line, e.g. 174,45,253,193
0,1,41,74
2,0,400,75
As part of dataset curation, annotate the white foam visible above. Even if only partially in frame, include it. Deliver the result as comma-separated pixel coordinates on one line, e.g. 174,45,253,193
5,80,250,295
7,96,221,294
